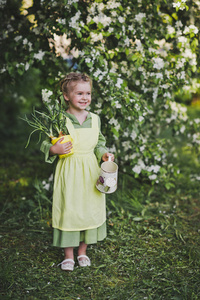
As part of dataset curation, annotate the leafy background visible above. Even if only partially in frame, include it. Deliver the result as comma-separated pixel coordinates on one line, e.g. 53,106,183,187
0,0,200,299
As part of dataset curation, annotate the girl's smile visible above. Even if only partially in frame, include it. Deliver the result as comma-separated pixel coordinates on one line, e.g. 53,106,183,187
64,82,91,112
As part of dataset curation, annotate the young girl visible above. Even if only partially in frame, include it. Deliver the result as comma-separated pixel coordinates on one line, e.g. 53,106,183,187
40,72,114,271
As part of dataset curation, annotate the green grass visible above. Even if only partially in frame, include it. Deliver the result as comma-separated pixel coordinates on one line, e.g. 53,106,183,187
0,118,200,299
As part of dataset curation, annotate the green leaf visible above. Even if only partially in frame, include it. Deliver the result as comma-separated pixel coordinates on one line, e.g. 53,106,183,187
130,54,139,62
109,52,115,59
76,31,82,38
72,2,78,9
165,182,175,190
17,68,24,76
172,13,178,20
111,127,119,138
97,22,104,30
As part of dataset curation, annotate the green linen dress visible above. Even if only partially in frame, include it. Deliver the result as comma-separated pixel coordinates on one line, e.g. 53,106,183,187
40,112,108,248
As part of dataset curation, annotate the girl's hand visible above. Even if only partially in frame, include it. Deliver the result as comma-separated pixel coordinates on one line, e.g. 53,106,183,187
102,152,115,162
50,138,73,156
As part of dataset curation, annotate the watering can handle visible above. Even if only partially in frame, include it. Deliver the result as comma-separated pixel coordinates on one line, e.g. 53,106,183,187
108,156,112,162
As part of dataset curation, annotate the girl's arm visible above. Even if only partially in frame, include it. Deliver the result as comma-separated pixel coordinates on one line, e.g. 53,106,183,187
94,116,114,163
40,137,72,163
94,130,108,162
49,138,72,156
40,137,57,164
102,152,115,162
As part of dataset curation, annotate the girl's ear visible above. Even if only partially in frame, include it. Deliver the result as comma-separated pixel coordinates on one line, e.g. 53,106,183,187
63,94,69,101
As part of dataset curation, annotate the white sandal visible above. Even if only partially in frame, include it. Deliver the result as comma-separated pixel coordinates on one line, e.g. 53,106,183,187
58,259,75,271
77,255,91,267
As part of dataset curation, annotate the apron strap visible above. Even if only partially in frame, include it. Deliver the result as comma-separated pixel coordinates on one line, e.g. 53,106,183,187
90,112,99,129
66,117,75,139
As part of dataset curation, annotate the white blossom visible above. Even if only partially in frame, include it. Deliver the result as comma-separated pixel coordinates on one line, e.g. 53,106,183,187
42,89,53,104
106,0,121,9
155,73,163,79
93,69,102,78
57,18,66,25
175,21,183,28
132,165,142,174
32,27,41,35
25,62,30,71
42,180,50,190
108,27,114,33
111,10,117,17
177,36,188,45
115,101,122,109
139,116,144,122
90,32,103,43
92,14,112,27
183,25,198,35
128,25,135,32
67,0,79,4
135,80,140,86
146,165,161,173
48,174,54,181
149,174,157,180
124,37,130,47
173,2,181,8
176,58,186,69
192,133,200,144
180,125,185,133
23,38,28,45
1,67,6,73
34,50,45,60
28,42,33,51
140,145,145,152
183,48,195,59
133,159,146,174
167,25,175,35
131,131,137,140
122,141,131,150
163,92,171,99
135,13,146,23
135,39,143,52
152,87,159,102
194,118,200,124
14,35,22,42
85,58,91,64
115,78,123,88
69,11,81,31
118,16,125,23
109,117,118,127
0,0,6,8
152,57,165,70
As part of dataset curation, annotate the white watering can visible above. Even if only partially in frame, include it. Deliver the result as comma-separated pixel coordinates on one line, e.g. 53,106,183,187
96,156,118,194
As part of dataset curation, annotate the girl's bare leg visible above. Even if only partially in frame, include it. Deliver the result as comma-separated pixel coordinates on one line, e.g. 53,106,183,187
64,247,74,261
78,242,88,258
77,242,91,266
60,247,74,270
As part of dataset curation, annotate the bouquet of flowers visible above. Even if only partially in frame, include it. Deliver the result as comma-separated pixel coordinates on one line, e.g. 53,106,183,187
22,89,72,158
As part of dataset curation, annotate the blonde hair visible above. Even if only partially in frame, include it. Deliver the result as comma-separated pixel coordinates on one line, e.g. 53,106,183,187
60,72,92,96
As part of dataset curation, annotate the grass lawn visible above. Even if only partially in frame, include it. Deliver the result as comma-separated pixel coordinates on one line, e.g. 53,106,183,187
0,119,200,300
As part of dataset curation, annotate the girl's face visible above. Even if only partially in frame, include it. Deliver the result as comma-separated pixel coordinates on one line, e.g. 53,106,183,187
64,81,91,112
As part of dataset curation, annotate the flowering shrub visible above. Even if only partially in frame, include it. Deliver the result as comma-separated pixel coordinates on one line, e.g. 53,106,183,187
1,0,200,187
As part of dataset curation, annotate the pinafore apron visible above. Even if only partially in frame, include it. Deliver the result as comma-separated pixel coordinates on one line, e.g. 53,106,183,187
52,113,106,231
